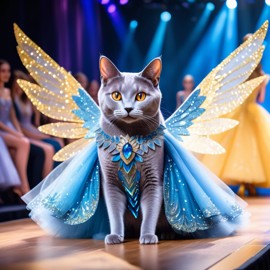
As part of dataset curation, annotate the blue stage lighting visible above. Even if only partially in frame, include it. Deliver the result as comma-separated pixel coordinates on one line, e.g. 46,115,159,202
120,0,129,4
160,11,171,22
107,4,116,13
129,20,138,29
206,2,215,11
226,0,237,9
100,0,110,4
266,0,270,6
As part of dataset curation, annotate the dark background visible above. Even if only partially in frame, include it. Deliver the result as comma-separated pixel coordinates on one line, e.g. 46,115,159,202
0,0,269,115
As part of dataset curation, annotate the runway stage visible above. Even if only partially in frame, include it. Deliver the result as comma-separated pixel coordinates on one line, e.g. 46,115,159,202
0,197,270,270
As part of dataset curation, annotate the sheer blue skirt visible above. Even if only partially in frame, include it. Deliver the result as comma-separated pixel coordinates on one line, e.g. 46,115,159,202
22,141,109,239
163,132,248,238
22,133,248,239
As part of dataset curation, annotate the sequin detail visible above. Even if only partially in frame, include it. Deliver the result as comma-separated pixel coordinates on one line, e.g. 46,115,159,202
28,163,100,225
96,126,165,218
14,24,101,161
163,156,243,233
166,89,206,141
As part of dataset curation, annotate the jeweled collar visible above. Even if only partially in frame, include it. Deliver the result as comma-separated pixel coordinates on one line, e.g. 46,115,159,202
95,125,165,218
95,125,165,155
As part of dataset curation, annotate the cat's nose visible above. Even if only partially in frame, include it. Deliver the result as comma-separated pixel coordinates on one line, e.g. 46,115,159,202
125,107,133,113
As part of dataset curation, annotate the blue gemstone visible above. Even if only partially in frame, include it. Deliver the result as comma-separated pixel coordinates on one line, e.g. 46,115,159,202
123,143,133,159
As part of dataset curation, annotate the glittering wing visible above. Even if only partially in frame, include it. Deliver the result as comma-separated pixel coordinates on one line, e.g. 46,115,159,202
72,88,101,139
14,23,100,122
14,24,101,161
38,122,88,139
53,138,94,162
197,21,268,108
17,80,81,122
166,21,268,154
165,89,206,141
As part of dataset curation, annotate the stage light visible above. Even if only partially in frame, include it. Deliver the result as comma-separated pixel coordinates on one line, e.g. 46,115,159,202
221,6,238,60
226,0,237,9
257,1,270,28
81,0,101,79
182,5,227,84
101,0,110,4
206,2,215,11
129,20,138,29
107,4,116,13
145,12,170,64
160,11,171,22
120,0,129,4
119,19,141,70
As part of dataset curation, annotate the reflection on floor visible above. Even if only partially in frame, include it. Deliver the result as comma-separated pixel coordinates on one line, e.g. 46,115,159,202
0,197,270,270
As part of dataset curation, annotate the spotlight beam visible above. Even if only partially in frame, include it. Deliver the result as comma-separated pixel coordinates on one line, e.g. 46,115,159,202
169,3,214,94
220,7,238,59
106,7,128,41
144,12,171,65
256,4,270,29
181,5,227,85
118,21,140,70
226,0,237,9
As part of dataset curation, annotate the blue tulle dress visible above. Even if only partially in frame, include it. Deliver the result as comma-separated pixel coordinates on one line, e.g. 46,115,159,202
22,130,247,240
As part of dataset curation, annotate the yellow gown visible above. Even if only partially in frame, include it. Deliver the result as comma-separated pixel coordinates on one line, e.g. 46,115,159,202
200,77,270,187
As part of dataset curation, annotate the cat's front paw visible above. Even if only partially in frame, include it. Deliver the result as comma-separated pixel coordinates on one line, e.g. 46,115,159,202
139,234,159,245
105,234,124,245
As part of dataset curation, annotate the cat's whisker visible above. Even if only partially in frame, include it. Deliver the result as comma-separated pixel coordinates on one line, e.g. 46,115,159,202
139,114,160,127
141,119,153,130
130,111,143,118
105,115,119,128
139,115,159,130
114,110,128,119
160,106,173,119
144,118,160,130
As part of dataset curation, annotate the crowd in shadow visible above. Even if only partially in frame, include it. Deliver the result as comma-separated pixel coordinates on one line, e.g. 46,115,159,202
0,60,99,207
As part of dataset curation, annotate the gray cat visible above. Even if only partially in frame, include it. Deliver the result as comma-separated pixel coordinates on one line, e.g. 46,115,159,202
98,56,165,244
18,22,262,247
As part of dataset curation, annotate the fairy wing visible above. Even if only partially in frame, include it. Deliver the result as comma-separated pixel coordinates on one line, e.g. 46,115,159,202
165,21,268,154
14,24,101,161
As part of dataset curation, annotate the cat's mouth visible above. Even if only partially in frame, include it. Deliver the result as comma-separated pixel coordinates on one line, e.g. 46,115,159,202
113,110,141,123
123,115,136,120
121,115,139,123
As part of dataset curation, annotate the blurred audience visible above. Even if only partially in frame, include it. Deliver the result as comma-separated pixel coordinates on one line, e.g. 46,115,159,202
74,72,89,90
0,137,21,192
0,60,47,202
87,80,99,104
0,60,30,196
0,64,99,206
176,74,195,108
11,70,62,176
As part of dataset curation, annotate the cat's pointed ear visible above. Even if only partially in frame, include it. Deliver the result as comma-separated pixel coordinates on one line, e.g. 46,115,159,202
140,57,162,87
99,56,121,83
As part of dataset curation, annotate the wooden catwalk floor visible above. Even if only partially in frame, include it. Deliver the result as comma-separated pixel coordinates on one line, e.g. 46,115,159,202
0,197,270,270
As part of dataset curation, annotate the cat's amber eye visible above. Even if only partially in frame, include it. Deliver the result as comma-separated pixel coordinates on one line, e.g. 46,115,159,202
135,92,146,102
111,91,122,101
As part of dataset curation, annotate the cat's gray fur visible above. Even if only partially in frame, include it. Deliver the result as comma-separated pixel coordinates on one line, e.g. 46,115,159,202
98,56,166,245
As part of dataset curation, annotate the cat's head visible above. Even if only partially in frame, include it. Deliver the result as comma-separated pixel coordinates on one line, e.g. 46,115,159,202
98,56,162,128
